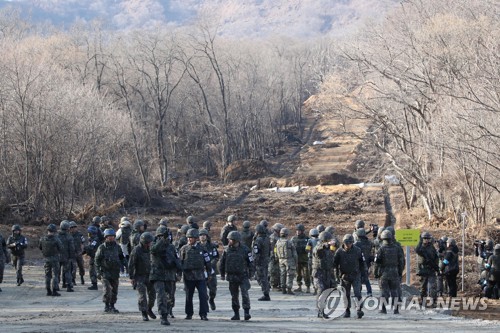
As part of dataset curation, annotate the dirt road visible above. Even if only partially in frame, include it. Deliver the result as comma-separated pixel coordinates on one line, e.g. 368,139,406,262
1,264,498,333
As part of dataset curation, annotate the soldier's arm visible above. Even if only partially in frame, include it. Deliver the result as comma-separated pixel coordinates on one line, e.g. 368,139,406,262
128,248,136,279
219,250,226,279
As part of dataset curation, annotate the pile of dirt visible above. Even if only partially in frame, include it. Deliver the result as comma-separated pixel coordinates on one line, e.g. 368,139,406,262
290,172,360,186
225,159,273,181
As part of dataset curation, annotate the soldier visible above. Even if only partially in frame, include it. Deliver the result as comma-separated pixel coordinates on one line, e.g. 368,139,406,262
7,224,28,286
333,234,366,319
84,225,101,290
199,228,218,310
95,228,126,313
91,216,104,243
275,228,298,295
252,224,271,301
0,231,9,292
440,238,459,297
174,225,190,252
150,226,179,325
269,223,284,291
475,239,494,272
202,221,213,244
129,220,145,250
354,229,374,297
220,215,238,246
313,231,336,318
485,244,500,299
292,224,310,293
240,221,254,249
306,228,320,295
374,230,404,314
220,231,255,321
58,220,76,292
69,221,86,285
259,219,271,236
116,218,132,277
99,216,111,234
416,231,439,306
186,216,199,230
39,224,63,296
436,236,448,296
179,228,211,321
129,232,157,322
158,217,174,243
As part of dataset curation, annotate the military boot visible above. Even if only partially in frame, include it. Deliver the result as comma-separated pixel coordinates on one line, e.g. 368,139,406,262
88,283,98,290
244,309,251,321
379,304,387,314
306,286,311,293
142,311,149,321
52,290,61,296
168,308,175,318
287,288,295,295
46,288,52,296
147,308,157,319
356,309,364,319
80,276,85,285
312,287,317,296
161,314,170,325
231,309,240,320
110,304,120,313
394,306,400,315
282,288,287,294
258,293,271,301
294,286,303,292
67,286,74,292
343,308,351,318
209,297,216,311
104,303,111,313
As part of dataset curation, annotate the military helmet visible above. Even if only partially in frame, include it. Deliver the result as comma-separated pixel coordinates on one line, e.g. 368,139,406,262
100,215,109,224
186,216,194,224
380,230,392,240
494,244,500,252
156,226,168,237
385,226,395,236
377,226,385,239
440,236,448,243
446,238,456,247
325,226,334,234
227,215,236,223
255,224,266,234
259,219,269,228
280,228,289,237
159,218,169,227
243,220,251,229
12,224,22,231
69,221,78,228
92,216,101,224
227,231,241,241
421,231,432,239
133,220,145,230
356,228,366,237
272,223,284,232
140,232,154,245
47,224,57,232
296,224,305,231
199,228,209,236
203,221,212,229
120,216,129,223
486,239,494,251
309,228,319,237
87,225,98,234
355,220,365,229
60,220,70,231
186,228,199,238
120,220,131,228
316,224,325,233
180,225,190,234
319,231,332,241
342,234,354,244
103,228,116,238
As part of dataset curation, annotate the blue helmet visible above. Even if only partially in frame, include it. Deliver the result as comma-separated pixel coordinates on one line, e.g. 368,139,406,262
103,228,116,238
87,225,98,234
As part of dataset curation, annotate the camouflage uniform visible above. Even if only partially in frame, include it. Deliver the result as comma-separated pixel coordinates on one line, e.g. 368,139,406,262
84,229,101,289
7,226,28,286
220,232,255,320
39,228,63,295
220,223,237,246
150,229,180,323
354,230,374,296
440,241,459,297
268,224,283,290
485,245,500,299
292,229,310,292
252,226,271,300
0,233,9,291
95,235,126,312
58,225,76,291
116,222,132,275
275,230,297,294
374,231,405,314
240,223,254,249
333,235,366,318
129,240,156,318
70,225,86,285
179,239,211,319
199,231,219,310
306,229,320,294
312,235,335,295
416,233,439,303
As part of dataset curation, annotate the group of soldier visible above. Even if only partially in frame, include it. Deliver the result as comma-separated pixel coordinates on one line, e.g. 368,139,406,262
0,214,499,324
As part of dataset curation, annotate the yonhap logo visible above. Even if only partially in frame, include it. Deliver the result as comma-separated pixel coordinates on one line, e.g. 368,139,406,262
316,287,348,319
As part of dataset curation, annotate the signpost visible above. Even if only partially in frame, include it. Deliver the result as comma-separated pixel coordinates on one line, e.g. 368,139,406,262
395,229,421,285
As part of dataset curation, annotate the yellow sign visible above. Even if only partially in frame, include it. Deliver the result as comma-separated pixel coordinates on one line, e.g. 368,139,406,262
395,229,420,246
